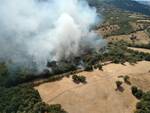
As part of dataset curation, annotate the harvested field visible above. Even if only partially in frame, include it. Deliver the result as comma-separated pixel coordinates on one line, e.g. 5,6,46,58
107,31,150,45
35,61,150,113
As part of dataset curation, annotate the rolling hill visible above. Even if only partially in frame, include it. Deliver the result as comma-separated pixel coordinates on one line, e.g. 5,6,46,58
88,0,150,16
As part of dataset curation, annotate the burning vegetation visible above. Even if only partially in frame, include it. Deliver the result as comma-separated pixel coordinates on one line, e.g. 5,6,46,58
0,0,150,113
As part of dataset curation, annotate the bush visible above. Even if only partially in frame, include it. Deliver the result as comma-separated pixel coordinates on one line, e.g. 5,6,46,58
131,86,143,99
72,75,86,84
116,81,123,89
48,104,67,113
136,102,142,109
72,75,79,83
135,91,150,113
134,89,144,100
84,65,93,71
132,86,138,95
33,103,67,113
124,75,129,82
97,64,103,70
123,75,131,84
93,64,102,70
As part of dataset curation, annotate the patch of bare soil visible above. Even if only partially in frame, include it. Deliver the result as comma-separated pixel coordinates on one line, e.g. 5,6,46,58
107,31,150,45
128,47,150,54
35,61,150,113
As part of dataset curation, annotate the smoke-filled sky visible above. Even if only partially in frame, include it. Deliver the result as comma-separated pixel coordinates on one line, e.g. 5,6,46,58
135,0,150,1
134,0,150,5
0,0,104,71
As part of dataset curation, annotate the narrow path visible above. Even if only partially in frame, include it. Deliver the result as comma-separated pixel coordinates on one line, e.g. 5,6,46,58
128,47,150,53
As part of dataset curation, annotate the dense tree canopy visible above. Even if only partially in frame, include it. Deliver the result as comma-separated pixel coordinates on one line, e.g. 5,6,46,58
0,85,68,113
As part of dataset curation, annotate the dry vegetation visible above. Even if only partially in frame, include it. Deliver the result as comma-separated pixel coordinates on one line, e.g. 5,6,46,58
1,1,150,112
34,12,150,113
103,31,150,45
128,47,150,54
35,61,150,113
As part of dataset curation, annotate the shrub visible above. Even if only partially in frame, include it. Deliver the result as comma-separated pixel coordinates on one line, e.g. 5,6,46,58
48,104,67,113
131,86,138,95
123,75,131,84
116,81,123,89
34,103,67,113
94,65,98,69
131,86,143,99
124,75,129,82
72,75,79,83
72,75,86,84
136,102,142,109
135,91,150,113
97,64,103,70
93,64,102,70
134,89,143,99
84,65,93,71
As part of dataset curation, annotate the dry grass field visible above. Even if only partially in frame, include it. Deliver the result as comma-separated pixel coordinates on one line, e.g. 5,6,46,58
107,31,150,45
35,61,150,113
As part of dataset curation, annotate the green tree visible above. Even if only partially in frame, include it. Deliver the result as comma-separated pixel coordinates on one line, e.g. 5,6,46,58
116,81,123,89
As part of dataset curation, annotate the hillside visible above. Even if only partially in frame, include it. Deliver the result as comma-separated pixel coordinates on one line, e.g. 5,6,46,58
88,0,150,16
137,0,150,6
0,0,150,113
35,61,150,113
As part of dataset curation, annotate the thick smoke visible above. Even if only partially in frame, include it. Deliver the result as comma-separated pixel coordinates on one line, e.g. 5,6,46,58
0,0,105,71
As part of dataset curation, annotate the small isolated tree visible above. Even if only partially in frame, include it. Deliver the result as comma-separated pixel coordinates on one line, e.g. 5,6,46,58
72,75,86,84
131,86,138,95
93,64,102,70
97,64,102,70
94,65,97,69
72,75,79,83
79,76,86,83
116,81,123,89
131,86,143,99
123,75,131,84
134,89,143,99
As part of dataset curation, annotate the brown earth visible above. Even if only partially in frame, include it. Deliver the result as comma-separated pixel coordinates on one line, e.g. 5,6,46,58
128,47,150,54
35,61,150,113
107,31,150,45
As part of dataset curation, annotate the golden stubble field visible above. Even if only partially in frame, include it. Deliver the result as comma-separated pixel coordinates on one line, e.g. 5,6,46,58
35,61,150,113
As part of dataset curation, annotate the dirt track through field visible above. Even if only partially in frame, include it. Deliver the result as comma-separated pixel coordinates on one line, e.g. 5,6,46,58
128,47,150,54
35,61,150,113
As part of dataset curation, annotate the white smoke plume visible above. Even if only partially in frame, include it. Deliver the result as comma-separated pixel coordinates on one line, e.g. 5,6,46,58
134,0,150,5
0,0,104,71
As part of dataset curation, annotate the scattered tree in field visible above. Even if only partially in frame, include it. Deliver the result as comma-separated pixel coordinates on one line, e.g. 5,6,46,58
131,86,138,95
134,89,143,100
72,75,86,84
123,75,131,85
116,81,123,89
135,91,150,113
94,65,98,69
93,64,102,70
97,64,103,70
131,86,143,99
